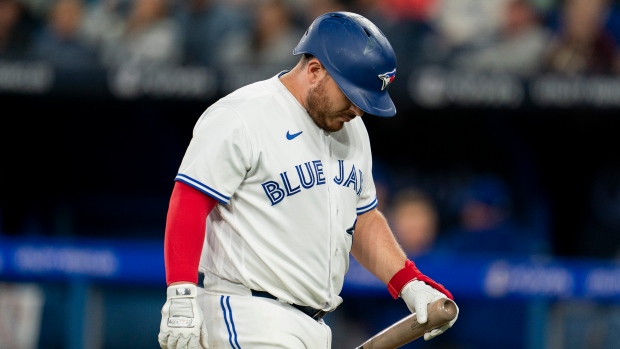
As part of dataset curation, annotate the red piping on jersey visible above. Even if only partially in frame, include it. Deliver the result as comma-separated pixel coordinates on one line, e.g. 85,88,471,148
164,180,217,285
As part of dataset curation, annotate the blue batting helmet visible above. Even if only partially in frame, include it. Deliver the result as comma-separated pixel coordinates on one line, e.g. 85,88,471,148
294,12,397,117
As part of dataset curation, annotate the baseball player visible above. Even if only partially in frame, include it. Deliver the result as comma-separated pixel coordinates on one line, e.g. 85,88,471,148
158,12,458,349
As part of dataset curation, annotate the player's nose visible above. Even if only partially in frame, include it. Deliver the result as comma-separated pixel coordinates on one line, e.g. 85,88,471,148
350,103,364,117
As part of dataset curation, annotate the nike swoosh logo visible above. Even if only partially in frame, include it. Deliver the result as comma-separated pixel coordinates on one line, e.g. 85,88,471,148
286,130,303,140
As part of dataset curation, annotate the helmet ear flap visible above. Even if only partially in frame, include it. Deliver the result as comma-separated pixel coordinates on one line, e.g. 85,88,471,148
293,12,397,117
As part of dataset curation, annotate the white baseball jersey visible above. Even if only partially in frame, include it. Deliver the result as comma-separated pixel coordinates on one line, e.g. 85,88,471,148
176,72,378,312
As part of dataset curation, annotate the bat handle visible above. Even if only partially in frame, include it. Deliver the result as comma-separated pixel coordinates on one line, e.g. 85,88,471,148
353,298,458,349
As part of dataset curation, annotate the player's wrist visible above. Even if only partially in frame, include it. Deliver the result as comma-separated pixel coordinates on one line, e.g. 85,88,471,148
167,283,198,299
169,280,197,286
387,259,421,299
387,259,454,300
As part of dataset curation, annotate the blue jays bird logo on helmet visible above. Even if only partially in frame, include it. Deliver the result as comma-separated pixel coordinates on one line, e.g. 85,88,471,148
378,69,396,91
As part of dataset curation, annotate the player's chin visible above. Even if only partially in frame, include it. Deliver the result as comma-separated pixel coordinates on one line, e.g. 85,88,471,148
330,117,352,130
315,116,342,132
340,113,356,122
324,122,345,132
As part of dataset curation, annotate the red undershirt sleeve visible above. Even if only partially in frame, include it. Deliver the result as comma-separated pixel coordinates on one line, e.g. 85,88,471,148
164,180,217,285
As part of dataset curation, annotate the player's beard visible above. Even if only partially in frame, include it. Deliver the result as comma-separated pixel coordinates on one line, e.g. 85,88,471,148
306,78,356,133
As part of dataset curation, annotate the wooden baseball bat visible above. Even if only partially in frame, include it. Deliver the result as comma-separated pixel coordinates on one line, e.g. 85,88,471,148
354,298,457,349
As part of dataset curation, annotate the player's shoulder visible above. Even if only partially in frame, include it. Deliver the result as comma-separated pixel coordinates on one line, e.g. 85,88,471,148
212,74,287,112
199,73,295,131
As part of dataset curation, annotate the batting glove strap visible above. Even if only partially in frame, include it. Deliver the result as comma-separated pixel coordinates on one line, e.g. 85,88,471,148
387,260,454,300
167,283,198,299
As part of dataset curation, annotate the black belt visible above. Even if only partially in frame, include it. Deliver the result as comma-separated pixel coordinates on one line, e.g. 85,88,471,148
198,272,328,321
250,290,330,321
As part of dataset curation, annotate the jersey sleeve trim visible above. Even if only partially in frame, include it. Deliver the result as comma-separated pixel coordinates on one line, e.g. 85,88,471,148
356,197,378,215
175,173,230,204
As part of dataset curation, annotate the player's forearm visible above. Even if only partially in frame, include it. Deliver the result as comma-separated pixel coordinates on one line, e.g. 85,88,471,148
351,208,408,284
164,181,217,285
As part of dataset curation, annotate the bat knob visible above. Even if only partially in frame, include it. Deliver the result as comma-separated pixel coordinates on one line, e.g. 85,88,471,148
439,298,458,320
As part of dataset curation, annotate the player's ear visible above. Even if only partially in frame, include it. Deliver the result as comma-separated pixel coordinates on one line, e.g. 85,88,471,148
306,58,328,85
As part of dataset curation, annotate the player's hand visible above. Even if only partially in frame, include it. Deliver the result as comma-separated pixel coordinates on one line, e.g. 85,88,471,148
158,283,209,349
400,280,459,341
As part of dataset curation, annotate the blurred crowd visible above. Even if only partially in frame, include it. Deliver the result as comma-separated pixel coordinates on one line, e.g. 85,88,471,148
2,0,620,76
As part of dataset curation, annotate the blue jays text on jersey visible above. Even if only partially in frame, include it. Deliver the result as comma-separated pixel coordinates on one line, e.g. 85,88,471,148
262,159,365,206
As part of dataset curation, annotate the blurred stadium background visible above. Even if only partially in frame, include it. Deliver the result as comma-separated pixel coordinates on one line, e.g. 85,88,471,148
2,0,620,348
